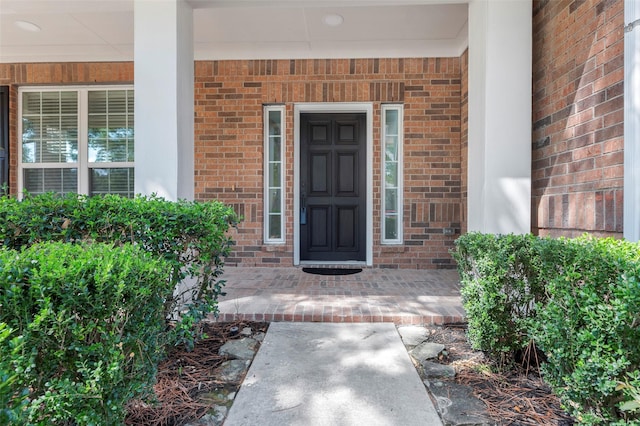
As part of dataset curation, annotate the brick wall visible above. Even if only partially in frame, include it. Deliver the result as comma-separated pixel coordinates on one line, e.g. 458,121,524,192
0,58,464,269
532,0,624,237
195,59,463,268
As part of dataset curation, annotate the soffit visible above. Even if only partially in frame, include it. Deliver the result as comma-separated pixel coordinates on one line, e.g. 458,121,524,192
0,0,468,63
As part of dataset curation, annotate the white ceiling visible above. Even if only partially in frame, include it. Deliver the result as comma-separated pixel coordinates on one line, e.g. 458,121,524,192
0,0,468,63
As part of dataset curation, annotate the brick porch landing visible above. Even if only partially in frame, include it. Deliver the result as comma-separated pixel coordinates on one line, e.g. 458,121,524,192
215,267,466,325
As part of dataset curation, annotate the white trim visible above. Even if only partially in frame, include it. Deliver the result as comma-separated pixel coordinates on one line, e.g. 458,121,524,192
293,102,374,266
78,91,89,195
299,260,367,266
18,85,134,198
625,0,640,241
263,105,286,244
381,104,404,244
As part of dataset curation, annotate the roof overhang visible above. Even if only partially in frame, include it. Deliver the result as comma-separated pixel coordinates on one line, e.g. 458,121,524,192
0,0,469,63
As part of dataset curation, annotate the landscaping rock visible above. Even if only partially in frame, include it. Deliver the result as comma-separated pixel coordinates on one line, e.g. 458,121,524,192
185,412,221,426
427,381,494,426
186,405,228,426
219,338,258,360
240,327,253,337
199,390,230,406
214,360,250,383
253,332,266,342
409,342,445,362
210,406,228,425
397,325,429,347
421,360,456,378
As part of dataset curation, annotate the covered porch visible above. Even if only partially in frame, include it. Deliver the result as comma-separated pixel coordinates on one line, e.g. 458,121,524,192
216,267,465,325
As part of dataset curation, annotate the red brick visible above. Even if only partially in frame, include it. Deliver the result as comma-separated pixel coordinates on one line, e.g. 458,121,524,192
532,0,623,238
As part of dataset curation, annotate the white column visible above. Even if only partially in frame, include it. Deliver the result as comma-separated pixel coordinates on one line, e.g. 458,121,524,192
468,0,532,234
624,0,640,242
134,0,194,201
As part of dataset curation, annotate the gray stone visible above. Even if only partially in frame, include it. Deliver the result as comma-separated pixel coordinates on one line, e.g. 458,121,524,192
184,411,223,426
253,332,266,342
210,406,228,425
427,381,494,426
219,337,258,360
397,325,429,347
409,341,445,362
214,359,250,383
240,327,253,336
199,391,227,406
199,386,237,406
421,360,456,378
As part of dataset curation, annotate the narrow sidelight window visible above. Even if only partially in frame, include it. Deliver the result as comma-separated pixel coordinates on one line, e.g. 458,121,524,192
0,87,8,192
264,105,285,243
381,104,403,244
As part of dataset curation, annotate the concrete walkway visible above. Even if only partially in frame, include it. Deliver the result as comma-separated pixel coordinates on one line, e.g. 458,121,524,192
216,267,465,325
224,322,443,426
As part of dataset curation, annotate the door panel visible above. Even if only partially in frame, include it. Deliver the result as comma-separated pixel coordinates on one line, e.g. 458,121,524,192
337,152,356,195
310,153,330,194
309,206,330,249
311,123,330,144
337,122,356,143
336,206,357,249
300,113,366,262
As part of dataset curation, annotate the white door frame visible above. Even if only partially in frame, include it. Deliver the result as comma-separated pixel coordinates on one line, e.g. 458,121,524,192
293,103,374,266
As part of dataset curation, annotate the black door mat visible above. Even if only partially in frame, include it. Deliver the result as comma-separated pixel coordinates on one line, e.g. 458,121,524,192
302,267,363,276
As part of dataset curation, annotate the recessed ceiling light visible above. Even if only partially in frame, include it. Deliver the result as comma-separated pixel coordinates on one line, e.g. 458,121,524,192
323,14,344,27
14,20,41,32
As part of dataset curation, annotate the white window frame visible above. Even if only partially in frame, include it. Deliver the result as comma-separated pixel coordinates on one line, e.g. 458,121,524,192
263,105,286,244
18,85,134,198
381,104,404,244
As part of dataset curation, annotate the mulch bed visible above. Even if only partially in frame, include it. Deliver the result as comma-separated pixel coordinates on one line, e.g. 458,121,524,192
126,321,573,426
125,321,268,426
428,325,575,426
457,368,574,426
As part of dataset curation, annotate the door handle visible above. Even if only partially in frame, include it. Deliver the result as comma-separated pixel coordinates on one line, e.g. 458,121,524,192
300,192,307,225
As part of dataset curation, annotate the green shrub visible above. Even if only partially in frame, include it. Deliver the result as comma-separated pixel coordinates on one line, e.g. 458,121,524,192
0,242,173,425
0,193,238,348
0,323,28,425
617,371,640,417
451,232,549,361
453,233,640,424
531,237,640,424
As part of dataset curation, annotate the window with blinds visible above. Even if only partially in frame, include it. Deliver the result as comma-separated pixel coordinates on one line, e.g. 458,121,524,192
19,87,134,197
87,90,134,197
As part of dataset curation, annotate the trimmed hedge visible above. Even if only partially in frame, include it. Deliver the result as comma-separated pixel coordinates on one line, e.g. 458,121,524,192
452,233,640,424
0,193,238,423
0,192,238,345
0,242,173,425
451,233,549,359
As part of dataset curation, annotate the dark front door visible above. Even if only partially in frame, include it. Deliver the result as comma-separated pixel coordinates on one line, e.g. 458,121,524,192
300,113,366,262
